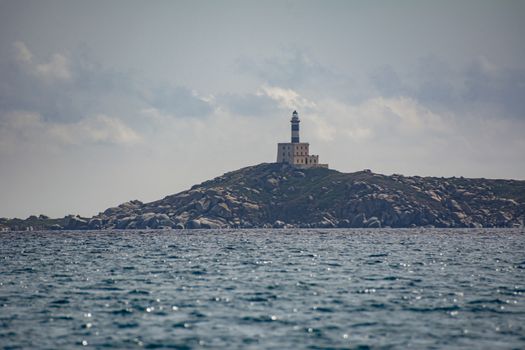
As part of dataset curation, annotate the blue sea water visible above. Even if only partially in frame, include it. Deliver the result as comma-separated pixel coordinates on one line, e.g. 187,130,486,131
0,229,524,349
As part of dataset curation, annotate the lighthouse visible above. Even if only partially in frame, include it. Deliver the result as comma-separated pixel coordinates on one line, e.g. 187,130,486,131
291,110,300,143
276,111,328,169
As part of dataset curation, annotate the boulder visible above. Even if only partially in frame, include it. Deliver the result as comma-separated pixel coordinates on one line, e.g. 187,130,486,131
126,221,138,229
242,202,260,211
350,181,371,193
446,199,463,212
317,220,336,228
337,219,351,228
118,200,142,210
65,216,88,230
187,219,201,229
265,178,279,189
241,221,253,228
273,220,285,228
366,217,382,228
199,217,225,229
350,213,367,228
156,214,173,227
195,198,211,212
88,218,103,229
210,202,233,219
116,216,135,229
103,207,120,216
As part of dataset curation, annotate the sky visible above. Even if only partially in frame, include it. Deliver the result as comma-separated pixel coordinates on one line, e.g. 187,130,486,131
1,0,524,218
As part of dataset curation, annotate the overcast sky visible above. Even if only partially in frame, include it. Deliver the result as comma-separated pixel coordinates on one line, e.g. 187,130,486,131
1,0,524,218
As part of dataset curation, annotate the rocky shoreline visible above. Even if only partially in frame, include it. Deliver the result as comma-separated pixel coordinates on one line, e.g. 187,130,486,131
2,163,524,231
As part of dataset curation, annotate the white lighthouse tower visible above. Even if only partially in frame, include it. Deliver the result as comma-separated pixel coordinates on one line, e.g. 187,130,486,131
276,111,328,168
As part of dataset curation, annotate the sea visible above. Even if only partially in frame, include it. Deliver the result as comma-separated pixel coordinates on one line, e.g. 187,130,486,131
0,228,524,349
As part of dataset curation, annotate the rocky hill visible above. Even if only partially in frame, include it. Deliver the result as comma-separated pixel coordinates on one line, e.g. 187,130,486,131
2,163,524,231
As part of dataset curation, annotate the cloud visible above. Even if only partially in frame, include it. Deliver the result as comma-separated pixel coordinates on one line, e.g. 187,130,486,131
2,40,218,130
463,56,525,118
260,85,317,111
369,65,406,98
13,41,71,81
217,85,317,117
0,111,141,154
237,49,353,99
218,92,279,117
1,41,126,123
239,49,518,123
34,53,71,81
300,96,450,144
13,41,32,64
144,85,214,118
51,114,142,145
369,55,525,120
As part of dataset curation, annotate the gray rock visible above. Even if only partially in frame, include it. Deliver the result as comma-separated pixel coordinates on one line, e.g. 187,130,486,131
65,216,88,230
126,221,138,229
350,181,371,193
273,220,285,228
187,219,201,229
241,221,253,228
199,217,224,229
338,219,351,228
103,207,120,216
366,217,382,228
88,218,103,229
195,198,211,212
265,178,279,189
446,199,463,212
210,202,233,219
156,213,173,227
116,216,135,229
317,220,336,228
351,213,367,228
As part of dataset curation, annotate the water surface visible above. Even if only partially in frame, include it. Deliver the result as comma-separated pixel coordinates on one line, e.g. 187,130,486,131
1,228,524,349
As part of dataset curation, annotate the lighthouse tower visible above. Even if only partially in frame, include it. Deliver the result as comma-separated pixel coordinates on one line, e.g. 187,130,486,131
291,110,300,143
276,111,328,168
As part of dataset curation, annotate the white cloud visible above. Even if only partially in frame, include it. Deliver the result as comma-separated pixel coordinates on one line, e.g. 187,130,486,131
0,111,141,154
13,41,33,63
12,41,71,81
295,95,451,144
35,53,71,81
261,85,316,110
49,114,142,145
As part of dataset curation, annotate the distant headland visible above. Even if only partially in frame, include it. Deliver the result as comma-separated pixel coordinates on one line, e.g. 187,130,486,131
1,111,524,231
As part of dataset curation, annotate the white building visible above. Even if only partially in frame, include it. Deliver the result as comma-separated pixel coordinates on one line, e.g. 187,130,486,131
276,111,328,168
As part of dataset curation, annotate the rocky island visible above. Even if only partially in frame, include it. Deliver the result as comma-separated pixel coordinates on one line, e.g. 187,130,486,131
1,162,524,231
2,111,524,231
